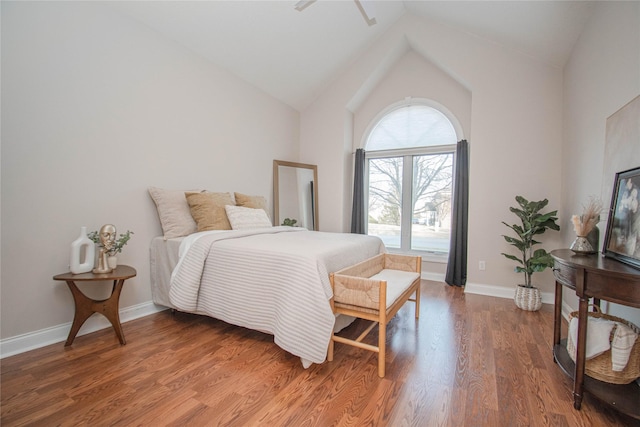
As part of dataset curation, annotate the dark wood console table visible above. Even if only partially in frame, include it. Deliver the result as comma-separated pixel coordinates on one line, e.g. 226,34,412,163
550,249,640,419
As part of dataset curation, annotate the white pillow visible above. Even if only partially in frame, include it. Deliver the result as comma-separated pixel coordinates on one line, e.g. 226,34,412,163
568,316,616,360
225,205,273,230
148,187,201,239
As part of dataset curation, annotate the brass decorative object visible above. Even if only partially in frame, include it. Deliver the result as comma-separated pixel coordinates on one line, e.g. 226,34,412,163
93,224,116,274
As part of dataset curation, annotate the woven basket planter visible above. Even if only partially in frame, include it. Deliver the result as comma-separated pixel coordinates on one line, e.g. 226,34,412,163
514,285,542,311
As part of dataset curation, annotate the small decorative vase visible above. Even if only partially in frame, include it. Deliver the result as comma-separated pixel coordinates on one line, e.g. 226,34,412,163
586,225,600,253
107,256,118,270
570,236,594,255
514,285,542,311
70,226,95,274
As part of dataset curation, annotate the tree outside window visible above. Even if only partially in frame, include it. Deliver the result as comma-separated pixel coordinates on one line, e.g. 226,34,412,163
365,103,457,254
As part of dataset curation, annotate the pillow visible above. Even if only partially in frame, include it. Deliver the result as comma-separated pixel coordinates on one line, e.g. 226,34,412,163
234,192,270,218
186,192,234,231
148,187,202,239
568,316,616,360
225,205,273,230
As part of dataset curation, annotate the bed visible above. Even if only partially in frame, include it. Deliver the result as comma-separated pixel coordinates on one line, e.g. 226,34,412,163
150,226,385,367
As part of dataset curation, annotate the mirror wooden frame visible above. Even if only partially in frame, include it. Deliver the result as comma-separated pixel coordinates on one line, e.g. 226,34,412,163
273,160,319,231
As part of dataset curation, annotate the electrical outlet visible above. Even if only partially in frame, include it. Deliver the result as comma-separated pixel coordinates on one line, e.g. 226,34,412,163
479,261,486,271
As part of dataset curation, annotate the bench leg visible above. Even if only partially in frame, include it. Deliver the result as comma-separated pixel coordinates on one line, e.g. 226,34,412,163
327,336,334,361
415,284,421,319
378,323,386,377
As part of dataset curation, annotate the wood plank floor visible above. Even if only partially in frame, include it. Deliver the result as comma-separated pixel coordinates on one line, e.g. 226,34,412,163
2,281,638,426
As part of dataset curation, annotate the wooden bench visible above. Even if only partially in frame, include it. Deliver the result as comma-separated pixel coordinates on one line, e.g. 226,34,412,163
327,253,421,377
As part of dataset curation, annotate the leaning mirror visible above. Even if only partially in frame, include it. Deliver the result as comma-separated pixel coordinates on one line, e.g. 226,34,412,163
273,160,319,231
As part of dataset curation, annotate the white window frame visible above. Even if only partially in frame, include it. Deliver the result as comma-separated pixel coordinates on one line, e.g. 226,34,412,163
361,99,464,263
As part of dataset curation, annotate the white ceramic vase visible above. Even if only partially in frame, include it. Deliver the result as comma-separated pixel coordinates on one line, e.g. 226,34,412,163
70,226,95,274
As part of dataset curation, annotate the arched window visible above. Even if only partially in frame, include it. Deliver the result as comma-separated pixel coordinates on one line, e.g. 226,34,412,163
364,101,460,256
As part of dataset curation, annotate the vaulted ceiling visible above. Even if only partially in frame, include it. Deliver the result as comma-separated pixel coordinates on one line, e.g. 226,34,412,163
109,1,595,111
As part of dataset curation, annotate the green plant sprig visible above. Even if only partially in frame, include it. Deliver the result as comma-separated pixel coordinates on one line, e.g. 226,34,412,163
282,218,297,227
88,230,134,256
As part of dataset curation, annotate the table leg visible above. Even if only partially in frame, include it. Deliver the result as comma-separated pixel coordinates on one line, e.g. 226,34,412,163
573,295,589,409
99,279,126,345
64,281,97,346
553,281,563,350
64,279,127,346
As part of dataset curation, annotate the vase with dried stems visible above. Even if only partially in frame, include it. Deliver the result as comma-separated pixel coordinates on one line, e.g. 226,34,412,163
570,197,603,255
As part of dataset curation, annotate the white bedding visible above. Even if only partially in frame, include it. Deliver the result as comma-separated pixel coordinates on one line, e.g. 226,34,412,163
155,227,385,366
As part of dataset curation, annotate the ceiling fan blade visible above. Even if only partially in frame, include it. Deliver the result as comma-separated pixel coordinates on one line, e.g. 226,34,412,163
354,0,377,26
294,0,376,26
294,0,317,12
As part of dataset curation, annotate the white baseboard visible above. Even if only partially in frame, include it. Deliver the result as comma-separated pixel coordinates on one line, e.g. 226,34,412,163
464,282,556,305
0,301,168,359
422,271,446,282
464,282,573,322
424,277,559,308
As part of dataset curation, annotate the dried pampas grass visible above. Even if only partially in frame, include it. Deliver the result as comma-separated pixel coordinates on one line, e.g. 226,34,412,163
572,197,603,236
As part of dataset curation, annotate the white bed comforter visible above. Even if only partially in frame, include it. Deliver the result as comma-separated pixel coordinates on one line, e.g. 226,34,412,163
169,227,385,366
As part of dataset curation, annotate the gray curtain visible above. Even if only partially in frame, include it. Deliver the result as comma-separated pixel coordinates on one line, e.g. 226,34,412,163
445,140,469,287
351,148,366,234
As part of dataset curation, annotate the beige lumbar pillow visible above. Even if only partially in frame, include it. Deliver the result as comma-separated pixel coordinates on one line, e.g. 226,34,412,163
225,205,273,230
234,192,270,218
186,192,234,231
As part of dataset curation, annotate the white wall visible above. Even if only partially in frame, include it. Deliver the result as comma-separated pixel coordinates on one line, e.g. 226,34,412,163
352,50,472,276
300,14,564,295
353,51,472,143
0,2,299,345
562,2,640,323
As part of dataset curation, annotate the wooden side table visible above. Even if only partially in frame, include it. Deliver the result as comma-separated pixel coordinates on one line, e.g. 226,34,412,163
550,249,640,420
53,265,137,346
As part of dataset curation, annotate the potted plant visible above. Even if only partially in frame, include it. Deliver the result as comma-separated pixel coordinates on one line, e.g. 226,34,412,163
501,196,560,311
282,218,298,227
88,228,133,269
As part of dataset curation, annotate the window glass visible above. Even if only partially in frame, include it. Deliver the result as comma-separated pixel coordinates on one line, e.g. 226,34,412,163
367,157,403,249
367,105,456,151
365,104,457,255
411,153,453,252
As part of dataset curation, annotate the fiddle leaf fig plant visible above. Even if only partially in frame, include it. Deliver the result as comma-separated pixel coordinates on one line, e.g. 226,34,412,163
501,196,560,288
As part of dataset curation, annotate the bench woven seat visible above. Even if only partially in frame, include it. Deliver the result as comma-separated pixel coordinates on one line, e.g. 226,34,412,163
328,253,421,377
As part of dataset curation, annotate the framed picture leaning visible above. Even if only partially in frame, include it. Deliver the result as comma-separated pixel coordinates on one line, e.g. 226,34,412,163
603,166,640,269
